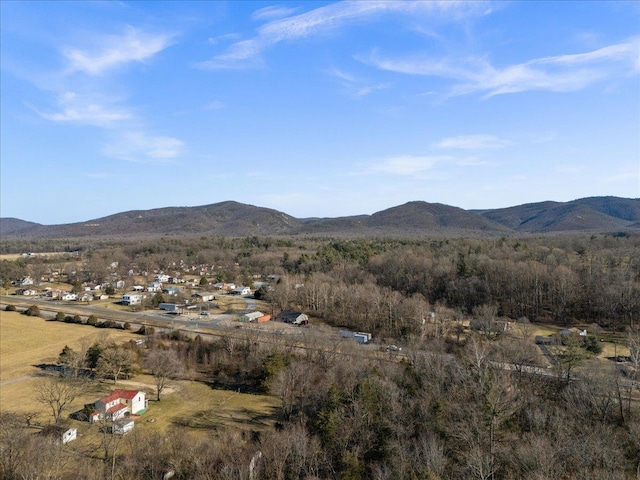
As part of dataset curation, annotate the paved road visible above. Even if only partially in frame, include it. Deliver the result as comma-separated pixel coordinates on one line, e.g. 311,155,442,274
3,295,639,393
0,293,257,329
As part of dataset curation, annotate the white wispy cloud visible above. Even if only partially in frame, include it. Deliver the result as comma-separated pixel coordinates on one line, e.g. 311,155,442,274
200,1,487,69
365,37,640,97
104,131,184,163
368,155,449,175
204,100,225,110
355,83,391,97
325,67,390,97
207,33,241,45
455,157,492,167
36,92,132,127
252,5,300,21
63,26,173,75
603,171,640,184
434,134,511,150
326,67,357,83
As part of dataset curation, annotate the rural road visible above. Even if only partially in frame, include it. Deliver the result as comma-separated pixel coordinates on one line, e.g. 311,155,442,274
3,296,640,394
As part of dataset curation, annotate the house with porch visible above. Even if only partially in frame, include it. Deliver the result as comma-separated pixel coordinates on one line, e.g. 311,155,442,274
89,389,147,423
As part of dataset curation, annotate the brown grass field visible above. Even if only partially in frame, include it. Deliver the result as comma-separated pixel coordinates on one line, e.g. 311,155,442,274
0,311,137,382
0,310,279,439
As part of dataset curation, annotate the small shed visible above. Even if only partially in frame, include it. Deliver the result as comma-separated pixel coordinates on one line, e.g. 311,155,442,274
354,332,372,344
239,311,264,323
62,428,77,444
277,311,309,325
159,303,180,313
113,418,135,435
339,330,371,344
41,425,77,444
192,292,215,302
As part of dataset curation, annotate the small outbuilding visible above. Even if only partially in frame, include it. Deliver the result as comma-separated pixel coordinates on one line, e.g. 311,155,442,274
277,311,309,326
113,418,134,435
233,286,251,296
239,311,264,323
41,425,77,444
192,292,215,302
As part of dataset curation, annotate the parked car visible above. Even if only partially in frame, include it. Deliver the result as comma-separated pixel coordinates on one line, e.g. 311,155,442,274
386,344,402,352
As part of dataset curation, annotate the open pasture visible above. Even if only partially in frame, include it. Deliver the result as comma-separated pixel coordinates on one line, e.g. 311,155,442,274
0,310,279,438
0,311,137,382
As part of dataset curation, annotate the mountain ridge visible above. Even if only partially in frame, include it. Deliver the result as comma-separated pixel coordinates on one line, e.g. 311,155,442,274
1,196,638,238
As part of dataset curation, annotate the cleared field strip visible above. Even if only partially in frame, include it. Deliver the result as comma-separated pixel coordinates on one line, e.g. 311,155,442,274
0,311,137,381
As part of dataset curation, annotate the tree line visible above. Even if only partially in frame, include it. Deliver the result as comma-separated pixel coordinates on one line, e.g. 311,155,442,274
2,327,639,479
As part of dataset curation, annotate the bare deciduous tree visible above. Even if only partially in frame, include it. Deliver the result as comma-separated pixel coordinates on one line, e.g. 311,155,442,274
35,374,84,424
144,349,184,401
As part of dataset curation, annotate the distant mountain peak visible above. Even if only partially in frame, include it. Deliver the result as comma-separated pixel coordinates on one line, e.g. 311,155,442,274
1,197,638,238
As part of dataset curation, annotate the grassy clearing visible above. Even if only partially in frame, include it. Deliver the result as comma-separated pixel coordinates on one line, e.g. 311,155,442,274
0,311,137,381
0,310,280,441
597,340,630,358
133,378,279,435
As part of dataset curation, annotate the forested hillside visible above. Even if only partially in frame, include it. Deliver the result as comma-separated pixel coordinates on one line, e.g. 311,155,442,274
2,233,639,330
1,232,639,479
2,196,638,238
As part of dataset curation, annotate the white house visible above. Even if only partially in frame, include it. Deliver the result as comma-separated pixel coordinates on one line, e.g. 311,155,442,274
147,282,163,292
233,286,251,296
91,389,147,423
79,293,93,302
61,293,77,301
154,274,170,283
15,277,34,286
122,293,143,305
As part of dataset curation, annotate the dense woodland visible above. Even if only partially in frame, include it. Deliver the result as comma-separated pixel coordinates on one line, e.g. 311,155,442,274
2,233,639,332
1,233,640,479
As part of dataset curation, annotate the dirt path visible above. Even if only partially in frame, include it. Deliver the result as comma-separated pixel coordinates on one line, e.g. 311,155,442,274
0,375,32,387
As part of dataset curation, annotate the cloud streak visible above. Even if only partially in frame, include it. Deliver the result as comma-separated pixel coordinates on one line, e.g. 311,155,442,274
103,132,184,163
36,92,132,127
251,5,300,21
32,25,186,164
368,155,449,175
326,67,391,97
63,26,173,75
434,134,511,150
365,37,640,97
200,1,488,69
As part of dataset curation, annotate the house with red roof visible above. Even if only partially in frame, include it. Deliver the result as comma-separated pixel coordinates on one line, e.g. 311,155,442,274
89,389,147,423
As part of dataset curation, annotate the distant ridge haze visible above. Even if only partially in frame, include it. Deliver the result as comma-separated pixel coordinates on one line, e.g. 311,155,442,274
1,197,638,238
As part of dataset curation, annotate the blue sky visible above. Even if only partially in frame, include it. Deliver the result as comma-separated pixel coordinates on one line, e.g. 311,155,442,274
1,1,639,225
